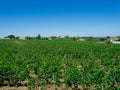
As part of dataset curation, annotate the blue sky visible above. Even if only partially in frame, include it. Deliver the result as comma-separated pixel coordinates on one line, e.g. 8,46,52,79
0,0,120,38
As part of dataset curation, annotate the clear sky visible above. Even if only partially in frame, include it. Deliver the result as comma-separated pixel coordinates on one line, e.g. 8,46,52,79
0,0,120,38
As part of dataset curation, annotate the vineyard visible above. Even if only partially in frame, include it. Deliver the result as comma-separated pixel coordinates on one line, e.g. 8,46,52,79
0,39,120,90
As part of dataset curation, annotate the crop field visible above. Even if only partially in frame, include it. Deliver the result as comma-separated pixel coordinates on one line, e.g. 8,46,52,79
0,39,120,90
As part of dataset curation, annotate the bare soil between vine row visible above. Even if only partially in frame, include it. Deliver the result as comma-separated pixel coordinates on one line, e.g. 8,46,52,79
0,85,79,90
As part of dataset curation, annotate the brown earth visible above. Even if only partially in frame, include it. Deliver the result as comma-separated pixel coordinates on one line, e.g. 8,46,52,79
0,86,66,90
0,86,27,90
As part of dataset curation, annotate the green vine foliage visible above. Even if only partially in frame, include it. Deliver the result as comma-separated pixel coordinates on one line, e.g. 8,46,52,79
0,39,120,89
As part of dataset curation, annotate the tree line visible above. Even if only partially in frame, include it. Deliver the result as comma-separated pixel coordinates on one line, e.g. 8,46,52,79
4,34,120,43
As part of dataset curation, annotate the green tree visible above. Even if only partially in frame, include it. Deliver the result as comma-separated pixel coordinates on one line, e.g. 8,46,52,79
5,35,15,39
37,34,41,39
25,36,31,40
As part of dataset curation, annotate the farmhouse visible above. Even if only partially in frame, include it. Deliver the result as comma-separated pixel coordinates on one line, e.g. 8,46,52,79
110,40,120,44
5,38,10,39
110,37,119,41
48,37,52,40
19,37,26,40
79,38,85,41
110,37,120,44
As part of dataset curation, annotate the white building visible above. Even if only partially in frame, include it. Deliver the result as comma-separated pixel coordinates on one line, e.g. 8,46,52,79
19,37,26,40
110,40,120,44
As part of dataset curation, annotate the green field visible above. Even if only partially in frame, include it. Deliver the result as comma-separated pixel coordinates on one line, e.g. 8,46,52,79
0,39,120,90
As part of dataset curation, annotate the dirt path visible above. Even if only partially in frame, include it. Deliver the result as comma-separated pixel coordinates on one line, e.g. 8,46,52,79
0,86,28,90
